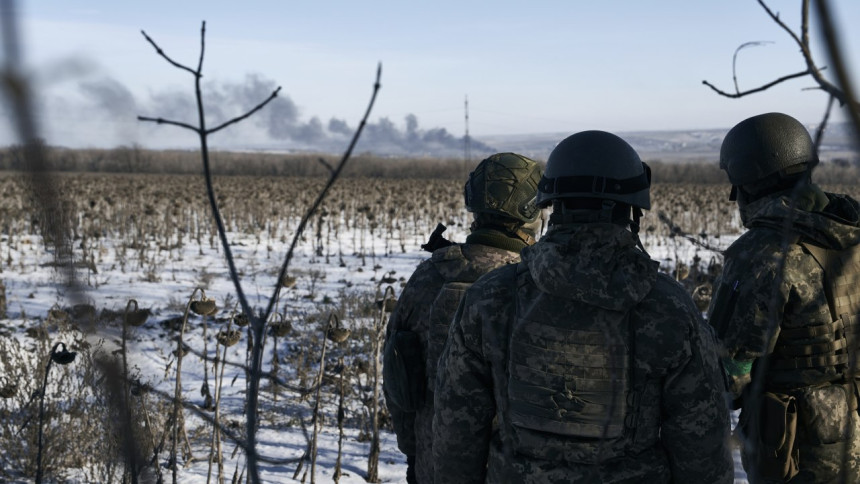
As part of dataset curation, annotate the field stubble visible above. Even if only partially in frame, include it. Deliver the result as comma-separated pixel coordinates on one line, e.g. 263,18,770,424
0,172,858,482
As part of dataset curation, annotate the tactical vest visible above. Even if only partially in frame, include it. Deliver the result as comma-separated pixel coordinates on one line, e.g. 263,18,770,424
426,279,472,398
507,265,637,464
770,241,860,379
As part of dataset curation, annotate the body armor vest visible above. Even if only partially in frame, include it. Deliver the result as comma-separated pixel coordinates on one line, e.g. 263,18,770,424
770,241,860,378
508,265,635,464
426,280,471,396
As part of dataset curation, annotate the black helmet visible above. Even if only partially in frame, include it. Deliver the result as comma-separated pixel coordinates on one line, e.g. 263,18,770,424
537,130,651,209
720,112,818,188
464,152,542,224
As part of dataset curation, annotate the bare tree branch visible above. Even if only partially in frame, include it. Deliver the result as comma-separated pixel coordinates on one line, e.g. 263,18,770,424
702,0,857,108
814,94,836,151
317,157,335,174
702,70,811,98
245,62,382,483
136,116,199,131
757,0,805,48
207,86,281,135
140,29,199,78
733,41,773,93
813,0,860,138
265,62,383,322
196,21,206,75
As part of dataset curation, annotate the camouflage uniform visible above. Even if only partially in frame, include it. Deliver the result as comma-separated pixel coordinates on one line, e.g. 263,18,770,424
709,188,860,483
434,223,734,483
383,233,523,484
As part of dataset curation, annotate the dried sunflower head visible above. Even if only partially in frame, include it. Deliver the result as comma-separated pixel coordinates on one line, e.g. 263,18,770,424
190,298,217,316
124,308,151,327
0,383,17,398
326,327,351,343
376,298,397,313
271,320,292,337
51,344,77,365
232,313,250,327
216,329,241,347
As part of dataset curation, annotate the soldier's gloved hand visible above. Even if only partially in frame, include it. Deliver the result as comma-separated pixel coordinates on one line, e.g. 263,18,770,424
406,454,417,484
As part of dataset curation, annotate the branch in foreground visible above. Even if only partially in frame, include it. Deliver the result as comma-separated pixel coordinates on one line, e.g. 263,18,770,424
244,62,382,484
140,29,199,77
207,87,282,135
701,70,811,99
136,116,199,132
266,62,383,321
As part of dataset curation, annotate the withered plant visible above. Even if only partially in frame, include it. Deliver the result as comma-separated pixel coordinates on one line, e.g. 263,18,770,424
137,20,381,483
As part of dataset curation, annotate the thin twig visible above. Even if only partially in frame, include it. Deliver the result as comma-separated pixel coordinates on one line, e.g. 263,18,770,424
702,70,811,99
246,62,382,482
265,63,383,320
814,95,836,151
813,0,860,134
135,116,200,131
207,87,282,135
140,29,199,77
732,41,773,94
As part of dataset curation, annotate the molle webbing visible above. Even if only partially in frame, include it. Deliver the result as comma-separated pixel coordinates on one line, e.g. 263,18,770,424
771,242,860,371
772,315,860,370
425,281,470,391
509,266,632,457
801,242,860,322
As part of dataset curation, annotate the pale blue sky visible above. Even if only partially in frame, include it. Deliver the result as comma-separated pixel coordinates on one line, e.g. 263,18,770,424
2,0,859,152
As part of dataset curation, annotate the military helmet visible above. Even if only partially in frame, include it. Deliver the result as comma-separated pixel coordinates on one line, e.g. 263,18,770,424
536,130,651,209
719,112,818,187
464,152,542,224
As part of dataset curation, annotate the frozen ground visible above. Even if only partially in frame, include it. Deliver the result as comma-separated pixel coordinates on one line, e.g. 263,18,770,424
0,218,749,482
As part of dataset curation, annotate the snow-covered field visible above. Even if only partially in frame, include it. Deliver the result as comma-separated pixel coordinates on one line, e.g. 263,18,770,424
0,175,749,483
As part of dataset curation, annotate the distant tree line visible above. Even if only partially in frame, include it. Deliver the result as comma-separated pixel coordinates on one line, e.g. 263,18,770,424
0,143,857,184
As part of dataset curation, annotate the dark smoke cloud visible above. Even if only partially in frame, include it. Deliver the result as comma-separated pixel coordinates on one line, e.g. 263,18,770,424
77,77,140,144
78,77,137,117
22,72,496,156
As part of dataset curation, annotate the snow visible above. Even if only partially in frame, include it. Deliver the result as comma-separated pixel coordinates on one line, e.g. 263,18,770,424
0,205,750,483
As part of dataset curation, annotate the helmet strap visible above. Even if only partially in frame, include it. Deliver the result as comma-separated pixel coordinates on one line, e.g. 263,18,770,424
630,206,643,235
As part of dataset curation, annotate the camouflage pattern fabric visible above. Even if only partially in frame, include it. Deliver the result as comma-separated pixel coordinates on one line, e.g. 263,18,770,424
709,190,860,483
434,223,733,483
382,239,520,484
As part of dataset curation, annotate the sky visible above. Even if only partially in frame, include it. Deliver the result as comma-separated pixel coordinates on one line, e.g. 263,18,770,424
1,0,858,155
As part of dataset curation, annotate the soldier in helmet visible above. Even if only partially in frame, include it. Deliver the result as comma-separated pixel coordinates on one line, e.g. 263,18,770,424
382,152,543,484
433,130,733,483
709,112,860,483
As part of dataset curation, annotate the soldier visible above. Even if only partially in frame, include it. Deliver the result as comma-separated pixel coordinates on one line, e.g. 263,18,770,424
382,152,543,484
709,112,860,483
433,130,733,483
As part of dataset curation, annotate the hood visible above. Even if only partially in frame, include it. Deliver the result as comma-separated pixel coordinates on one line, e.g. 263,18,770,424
744,190,860,250
521,224,658,311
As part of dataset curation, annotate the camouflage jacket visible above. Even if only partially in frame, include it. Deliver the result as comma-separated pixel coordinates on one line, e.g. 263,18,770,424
434,223,733,484
708,191,860,483
382,239,520,482
710,191,860,390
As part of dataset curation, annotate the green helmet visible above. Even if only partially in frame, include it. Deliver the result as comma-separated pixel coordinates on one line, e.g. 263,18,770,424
464,152,542,224
719,112,818,187
536,130,651,209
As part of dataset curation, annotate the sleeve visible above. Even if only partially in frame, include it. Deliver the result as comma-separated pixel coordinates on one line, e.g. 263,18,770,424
661,304,734,483
709,244,788,398
382,261,441,456
432,290,495,484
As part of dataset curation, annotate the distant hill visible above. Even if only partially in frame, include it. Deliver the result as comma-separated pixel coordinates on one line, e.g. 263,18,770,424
476,123,859,163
